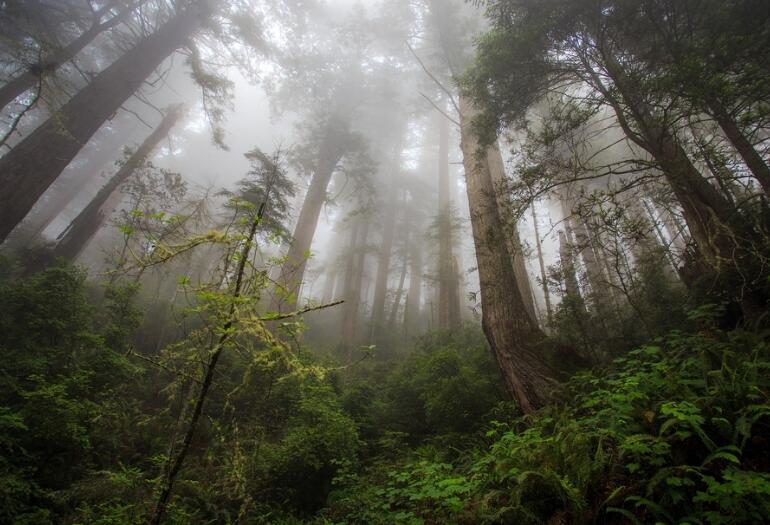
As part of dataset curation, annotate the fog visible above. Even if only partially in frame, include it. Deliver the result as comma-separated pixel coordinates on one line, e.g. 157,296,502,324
4,1,770,522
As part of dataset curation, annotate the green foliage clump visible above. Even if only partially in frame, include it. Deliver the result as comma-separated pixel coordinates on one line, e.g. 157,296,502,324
383,328,505,438
0,264,140,523
322,307,770,524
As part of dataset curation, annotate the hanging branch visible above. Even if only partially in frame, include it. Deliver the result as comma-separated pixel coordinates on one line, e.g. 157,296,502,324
419,92,460,126
406,41,461,115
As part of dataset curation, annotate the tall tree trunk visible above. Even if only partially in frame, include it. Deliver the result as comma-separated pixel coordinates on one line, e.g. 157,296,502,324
274,134,346,310
387,241,409,332
51,105,184,262
641,199,680,277
459,95,555,413
341,220,368,356
370,183,397,337
0,0,140,111
559,230,580,298
655,201,688,255
707,99,770,195
0,1,206,242
26,116,142,238
404,229,423,339
320,231,344,303
437,113,461,329
531,203,552,323
485,140,539,325
569,212,612,310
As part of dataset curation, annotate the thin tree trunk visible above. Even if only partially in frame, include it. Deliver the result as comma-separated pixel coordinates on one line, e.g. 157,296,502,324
531,203,552,323
321,265,339,304
570,214,611,310
0,0,141,111
559,230,580,298
51,105,184,262
0,1,206,242
151,201,263,525
641,199,680,277
459,95,555,413
405,229,423,339
387,243,409,331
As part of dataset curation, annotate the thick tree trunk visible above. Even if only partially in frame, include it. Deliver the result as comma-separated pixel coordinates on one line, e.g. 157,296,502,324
708,99,770,195
0,1,138,111
275,136,345,310
51,105,184,261
25,116,142,238
459,95,555,413
485,140,539,325
0,1,205,242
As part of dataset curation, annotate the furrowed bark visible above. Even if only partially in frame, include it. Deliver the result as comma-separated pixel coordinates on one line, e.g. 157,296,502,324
459,95,555,413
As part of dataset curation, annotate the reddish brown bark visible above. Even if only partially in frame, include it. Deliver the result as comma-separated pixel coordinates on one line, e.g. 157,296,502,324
459,95,555,413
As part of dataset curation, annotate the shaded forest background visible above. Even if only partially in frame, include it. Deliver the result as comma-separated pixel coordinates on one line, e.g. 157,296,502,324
0,0,769,523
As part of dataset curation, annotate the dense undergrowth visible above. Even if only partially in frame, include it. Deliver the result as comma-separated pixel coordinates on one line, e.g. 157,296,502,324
322,308,770,524
1,262,769,524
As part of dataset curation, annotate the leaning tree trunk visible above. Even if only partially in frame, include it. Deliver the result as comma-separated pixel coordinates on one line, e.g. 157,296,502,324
51,105,184,261
531,203,552,323
0,0,141,111
274,133,346,310
459,95,555,413
599,54,738,267
485,140,539,326
707,98,770,196
151,202,262,525
0,1,206,242
25,115,143,238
